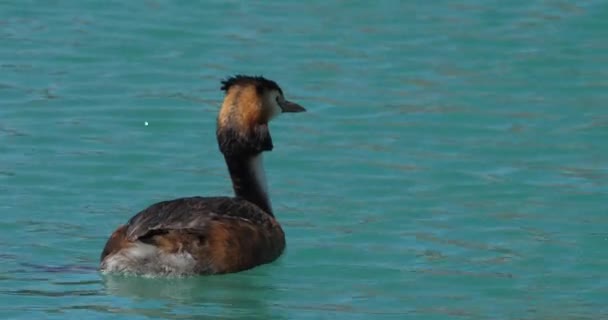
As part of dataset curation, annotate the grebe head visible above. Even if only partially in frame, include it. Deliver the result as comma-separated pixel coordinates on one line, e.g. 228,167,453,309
217,75,305,156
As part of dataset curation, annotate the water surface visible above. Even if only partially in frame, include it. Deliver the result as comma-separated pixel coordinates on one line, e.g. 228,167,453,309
1,1,607,319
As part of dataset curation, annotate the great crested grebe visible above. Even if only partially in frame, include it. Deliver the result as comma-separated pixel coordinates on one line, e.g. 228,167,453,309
99,75,306,276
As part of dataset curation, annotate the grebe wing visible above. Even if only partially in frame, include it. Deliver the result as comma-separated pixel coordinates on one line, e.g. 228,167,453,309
124,196,273,241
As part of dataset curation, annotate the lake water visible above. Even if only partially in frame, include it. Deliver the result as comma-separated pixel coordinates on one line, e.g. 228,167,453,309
1,1,607,319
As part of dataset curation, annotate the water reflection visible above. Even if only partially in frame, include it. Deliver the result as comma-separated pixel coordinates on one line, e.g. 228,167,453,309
4,260,285,319
101,269,286,319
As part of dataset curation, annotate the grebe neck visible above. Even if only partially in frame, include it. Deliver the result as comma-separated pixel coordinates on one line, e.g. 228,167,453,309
224,153,273,215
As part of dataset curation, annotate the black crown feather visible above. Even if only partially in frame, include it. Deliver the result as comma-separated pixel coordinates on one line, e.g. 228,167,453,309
220,75,283,95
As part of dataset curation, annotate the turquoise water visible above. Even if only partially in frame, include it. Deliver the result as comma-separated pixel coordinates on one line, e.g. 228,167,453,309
1,0,607,318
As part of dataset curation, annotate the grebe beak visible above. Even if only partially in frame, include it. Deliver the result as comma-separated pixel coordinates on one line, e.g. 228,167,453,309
279,100,306,113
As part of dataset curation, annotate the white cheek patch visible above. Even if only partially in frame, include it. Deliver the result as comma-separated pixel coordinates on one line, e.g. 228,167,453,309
270,101,282,119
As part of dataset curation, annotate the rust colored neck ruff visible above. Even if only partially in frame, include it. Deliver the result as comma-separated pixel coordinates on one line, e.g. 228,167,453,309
217,124,274,215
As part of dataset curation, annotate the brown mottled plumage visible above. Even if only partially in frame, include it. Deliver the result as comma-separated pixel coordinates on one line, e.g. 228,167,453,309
99,75,305,276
